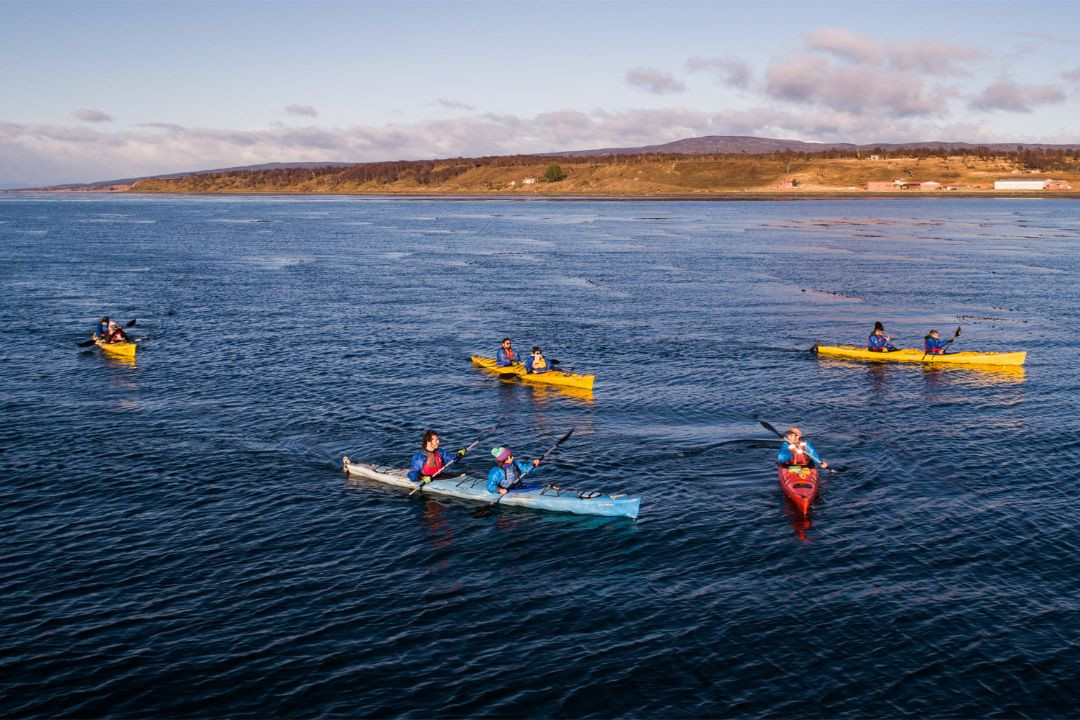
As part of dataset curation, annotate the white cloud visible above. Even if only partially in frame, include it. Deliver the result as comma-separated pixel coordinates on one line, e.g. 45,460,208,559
765,53,947,117
685,57,751,89
625,67,686,94
284,104,317,117
72,108,113,123
805,27,884,64
435,98,475,110
969,79,1065,112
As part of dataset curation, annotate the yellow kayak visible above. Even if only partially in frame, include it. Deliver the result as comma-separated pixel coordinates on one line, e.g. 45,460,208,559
95,337,137,359
470,355,595,390
815,344,1026,366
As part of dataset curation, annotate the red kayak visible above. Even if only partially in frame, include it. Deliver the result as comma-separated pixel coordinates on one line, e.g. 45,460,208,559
778,465,818,515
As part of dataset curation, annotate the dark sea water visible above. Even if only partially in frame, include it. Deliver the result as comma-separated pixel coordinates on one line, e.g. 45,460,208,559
1,194,1078,718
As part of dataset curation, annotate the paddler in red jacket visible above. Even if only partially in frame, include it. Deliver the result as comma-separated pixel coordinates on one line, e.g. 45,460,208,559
777,427,828,470
407,429,466,484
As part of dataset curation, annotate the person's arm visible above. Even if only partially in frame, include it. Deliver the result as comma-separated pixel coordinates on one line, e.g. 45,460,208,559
487,467,504,493
777,444,793,463
804,441,828,468
407,453,425,483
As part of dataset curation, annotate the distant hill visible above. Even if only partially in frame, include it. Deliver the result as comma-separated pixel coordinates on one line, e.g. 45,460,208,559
21,161,359,191
554,135,1080,157
555,135,856,156
12,135,1080,191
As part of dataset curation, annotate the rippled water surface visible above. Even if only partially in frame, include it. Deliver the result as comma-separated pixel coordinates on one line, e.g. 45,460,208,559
2,195,1079,717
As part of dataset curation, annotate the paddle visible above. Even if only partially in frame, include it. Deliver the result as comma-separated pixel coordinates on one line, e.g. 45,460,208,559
408,425,495,496
760,420,836,474
921,326,961,361
473,426,576,517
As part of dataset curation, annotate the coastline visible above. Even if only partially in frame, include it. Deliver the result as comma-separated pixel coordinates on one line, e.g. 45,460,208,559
7,189,1080,200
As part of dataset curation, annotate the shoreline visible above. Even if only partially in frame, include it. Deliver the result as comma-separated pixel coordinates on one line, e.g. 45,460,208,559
5,189,1080,201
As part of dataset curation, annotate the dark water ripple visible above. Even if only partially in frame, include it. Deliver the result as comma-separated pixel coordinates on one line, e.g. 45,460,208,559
2,195,1079,717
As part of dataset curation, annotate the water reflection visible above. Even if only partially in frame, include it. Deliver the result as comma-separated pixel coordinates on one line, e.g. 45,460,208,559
921,363,1026,386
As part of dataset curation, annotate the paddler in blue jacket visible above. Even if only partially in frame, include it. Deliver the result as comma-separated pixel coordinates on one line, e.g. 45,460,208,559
496,337,519,367
923,329,948,355
408,429,466,485
777,427,829,470
867,321,897,352
487,446,541,494
95,316,110,341
525,346,550,374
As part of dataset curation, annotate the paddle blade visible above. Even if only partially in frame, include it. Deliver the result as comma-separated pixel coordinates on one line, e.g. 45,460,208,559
760,420,783,439
77,339,97,347
126,319,137,327
472,504,495,518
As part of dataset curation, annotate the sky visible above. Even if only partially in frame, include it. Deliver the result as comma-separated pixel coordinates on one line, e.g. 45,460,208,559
2,0,1080,186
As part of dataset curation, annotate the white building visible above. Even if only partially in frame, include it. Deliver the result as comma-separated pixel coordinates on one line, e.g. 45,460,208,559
994,179,1050,190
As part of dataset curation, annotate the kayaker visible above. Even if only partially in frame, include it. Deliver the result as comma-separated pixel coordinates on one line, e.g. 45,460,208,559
777,427,828,470
923,329,948,355
525,346,550,374
496,338,518,367
487,446,541,494
407,429,466,484
867,322,897,352
95,316,110,340
105,321,128,344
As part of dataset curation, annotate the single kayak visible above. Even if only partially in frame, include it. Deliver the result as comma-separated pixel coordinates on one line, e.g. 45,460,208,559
778,465,818,515
815,344,1026,366
343,457,640,518
470,355,596,390
95,338,137,359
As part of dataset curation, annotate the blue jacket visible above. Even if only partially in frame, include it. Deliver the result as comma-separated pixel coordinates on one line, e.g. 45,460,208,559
96,321,109,338
924,336,948,354
496,348,519,367
487,460,536,493
868,333,896,351
408,449,454,483
778,440,822,466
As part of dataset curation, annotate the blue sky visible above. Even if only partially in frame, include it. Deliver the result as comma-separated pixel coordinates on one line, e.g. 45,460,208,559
2,0,1079,185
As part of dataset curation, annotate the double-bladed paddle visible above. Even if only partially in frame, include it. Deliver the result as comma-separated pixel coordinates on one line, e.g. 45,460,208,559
473,426,576,517
408,425,496,496
760,420,837,474
78,318,137,347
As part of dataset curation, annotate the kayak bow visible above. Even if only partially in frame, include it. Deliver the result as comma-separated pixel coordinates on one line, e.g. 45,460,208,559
95,338,137,359
778,465,818,516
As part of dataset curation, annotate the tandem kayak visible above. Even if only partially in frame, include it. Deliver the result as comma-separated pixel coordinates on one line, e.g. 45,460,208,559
815,345,1026,366
95,338,137,359
470,355,596,390
778,465,818,515
342,457,640,518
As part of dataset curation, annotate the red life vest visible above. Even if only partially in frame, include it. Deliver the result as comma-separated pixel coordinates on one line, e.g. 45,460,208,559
421,451,444,477
504,349,516,363
787,442,810,467
108,329,126,343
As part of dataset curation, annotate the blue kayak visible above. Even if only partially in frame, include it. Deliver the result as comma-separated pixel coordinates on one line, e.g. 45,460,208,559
343,458,640,519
